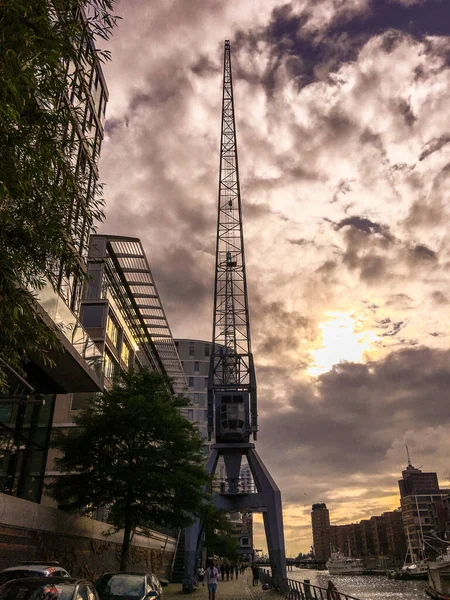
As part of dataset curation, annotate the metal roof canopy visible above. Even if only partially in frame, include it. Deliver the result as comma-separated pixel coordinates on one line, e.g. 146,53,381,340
105,236,187,395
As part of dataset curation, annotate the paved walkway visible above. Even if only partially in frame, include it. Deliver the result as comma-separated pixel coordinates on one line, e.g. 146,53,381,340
164,573,280,600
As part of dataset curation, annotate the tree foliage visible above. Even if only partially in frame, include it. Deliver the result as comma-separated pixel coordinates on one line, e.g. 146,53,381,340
203,504,240,561
48,368,211,568
0,1,118,388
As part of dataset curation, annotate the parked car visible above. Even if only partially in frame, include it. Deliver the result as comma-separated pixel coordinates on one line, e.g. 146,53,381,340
0,562,71,587
95,572,163,600
0,577,98,600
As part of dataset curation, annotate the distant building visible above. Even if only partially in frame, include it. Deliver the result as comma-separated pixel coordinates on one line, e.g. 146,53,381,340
398,459,447,559
399,462,440,498
174,339,213,447
328,510,406,567
428,496,450,548
311,503,331,561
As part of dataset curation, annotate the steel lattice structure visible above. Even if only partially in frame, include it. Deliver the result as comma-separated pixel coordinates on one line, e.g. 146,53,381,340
184,41,286,593
208,40,257,440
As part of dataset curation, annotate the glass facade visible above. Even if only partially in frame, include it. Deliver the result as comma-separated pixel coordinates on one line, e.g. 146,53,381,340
3,11,108,505
56,24,109,315
0,394,55,503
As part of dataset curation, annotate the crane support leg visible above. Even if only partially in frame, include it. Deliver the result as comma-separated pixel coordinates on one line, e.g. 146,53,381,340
182,449,219,592
247,447,287,590
183,444,286,591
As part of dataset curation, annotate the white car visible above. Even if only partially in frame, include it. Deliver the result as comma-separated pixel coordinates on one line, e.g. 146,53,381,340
0,562,71,587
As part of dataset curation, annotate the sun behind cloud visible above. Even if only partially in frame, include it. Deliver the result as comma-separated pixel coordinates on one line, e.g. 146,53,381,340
308,312,378,376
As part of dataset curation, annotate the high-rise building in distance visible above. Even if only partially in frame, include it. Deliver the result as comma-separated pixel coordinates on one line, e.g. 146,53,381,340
311,503,331,561
398,458,446,558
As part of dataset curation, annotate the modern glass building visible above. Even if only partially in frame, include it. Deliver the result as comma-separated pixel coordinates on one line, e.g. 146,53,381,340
80,235,186,395
0,10,108,503
43,235,188,503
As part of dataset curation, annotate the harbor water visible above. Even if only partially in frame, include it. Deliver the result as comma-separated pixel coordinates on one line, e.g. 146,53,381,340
287,567,428,600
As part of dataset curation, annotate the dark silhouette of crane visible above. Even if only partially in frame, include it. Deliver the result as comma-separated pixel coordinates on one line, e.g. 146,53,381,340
183,41,287,591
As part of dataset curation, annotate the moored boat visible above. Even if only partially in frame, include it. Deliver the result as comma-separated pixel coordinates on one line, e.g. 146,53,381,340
389,562,429,580
426,547,450,599
326,552,364,575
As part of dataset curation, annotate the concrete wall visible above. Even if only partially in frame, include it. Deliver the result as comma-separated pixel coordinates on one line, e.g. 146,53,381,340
0,494,176,580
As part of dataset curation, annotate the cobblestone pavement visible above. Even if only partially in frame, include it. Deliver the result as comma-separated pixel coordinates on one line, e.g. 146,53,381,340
164,573,281,600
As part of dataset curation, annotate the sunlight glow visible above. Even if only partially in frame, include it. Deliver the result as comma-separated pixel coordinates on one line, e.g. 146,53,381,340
308,312,377,377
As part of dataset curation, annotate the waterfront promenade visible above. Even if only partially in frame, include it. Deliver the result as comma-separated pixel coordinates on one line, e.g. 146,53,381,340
165,573,280,600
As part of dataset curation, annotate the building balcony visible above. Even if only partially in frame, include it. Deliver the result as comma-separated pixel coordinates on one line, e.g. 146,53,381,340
33,281,104,393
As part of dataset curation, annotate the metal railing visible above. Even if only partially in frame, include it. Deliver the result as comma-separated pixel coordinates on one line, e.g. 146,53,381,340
211,476,256,494
259,570,362,600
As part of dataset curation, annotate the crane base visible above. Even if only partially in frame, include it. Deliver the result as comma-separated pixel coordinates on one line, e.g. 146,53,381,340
182,444,286,591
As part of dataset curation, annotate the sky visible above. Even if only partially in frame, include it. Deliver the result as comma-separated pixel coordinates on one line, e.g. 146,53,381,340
98,0,450,555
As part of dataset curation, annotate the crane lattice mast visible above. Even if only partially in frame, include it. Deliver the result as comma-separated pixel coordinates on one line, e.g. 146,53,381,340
208,40,257,442
184,41,286,592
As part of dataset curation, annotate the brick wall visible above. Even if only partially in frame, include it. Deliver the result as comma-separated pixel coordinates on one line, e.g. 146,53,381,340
0,494,176,580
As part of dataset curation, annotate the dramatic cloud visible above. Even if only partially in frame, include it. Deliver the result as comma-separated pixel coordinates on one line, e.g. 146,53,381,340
99,0,450,554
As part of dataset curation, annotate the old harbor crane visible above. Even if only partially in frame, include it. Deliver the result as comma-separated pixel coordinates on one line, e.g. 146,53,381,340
183,40,287,590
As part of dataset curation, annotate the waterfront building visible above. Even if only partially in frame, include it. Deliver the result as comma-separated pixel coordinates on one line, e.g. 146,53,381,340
327,510,406,567
311,503,331,561
43,235,187,503
399,460,440,498
398,460,448,559
428,496,450,544
359,519,376,558
381,510,406,563
330,523,361,557
0,11,108,503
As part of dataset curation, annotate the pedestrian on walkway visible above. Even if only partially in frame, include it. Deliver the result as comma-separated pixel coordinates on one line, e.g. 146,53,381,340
234,565,239,580
251,564,259,586
220,564,225,581
205,560,219,600
230,564,234,580
225,564,230,581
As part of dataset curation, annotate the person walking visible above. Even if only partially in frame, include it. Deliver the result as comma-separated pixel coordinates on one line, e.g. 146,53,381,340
251,564,259,586
205,561,219,600
220,564,225,582
234,565,239,580
225,563,230,581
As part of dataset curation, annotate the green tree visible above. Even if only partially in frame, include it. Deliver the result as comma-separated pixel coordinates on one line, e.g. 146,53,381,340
48,368,211,569
0,0,118,389
203,505,240,561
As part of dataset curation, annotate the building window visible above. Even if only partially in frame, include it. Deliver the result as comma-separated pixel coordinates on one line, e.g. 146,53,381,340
205,344,210,357
104,350,118,381
106,312,120,348
188,377,194,388
204,377,208,389
189,342,195,357
204,410,208,422
121,339,132,369
188,409,193,421
193,394,200,406
194,361,199,372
